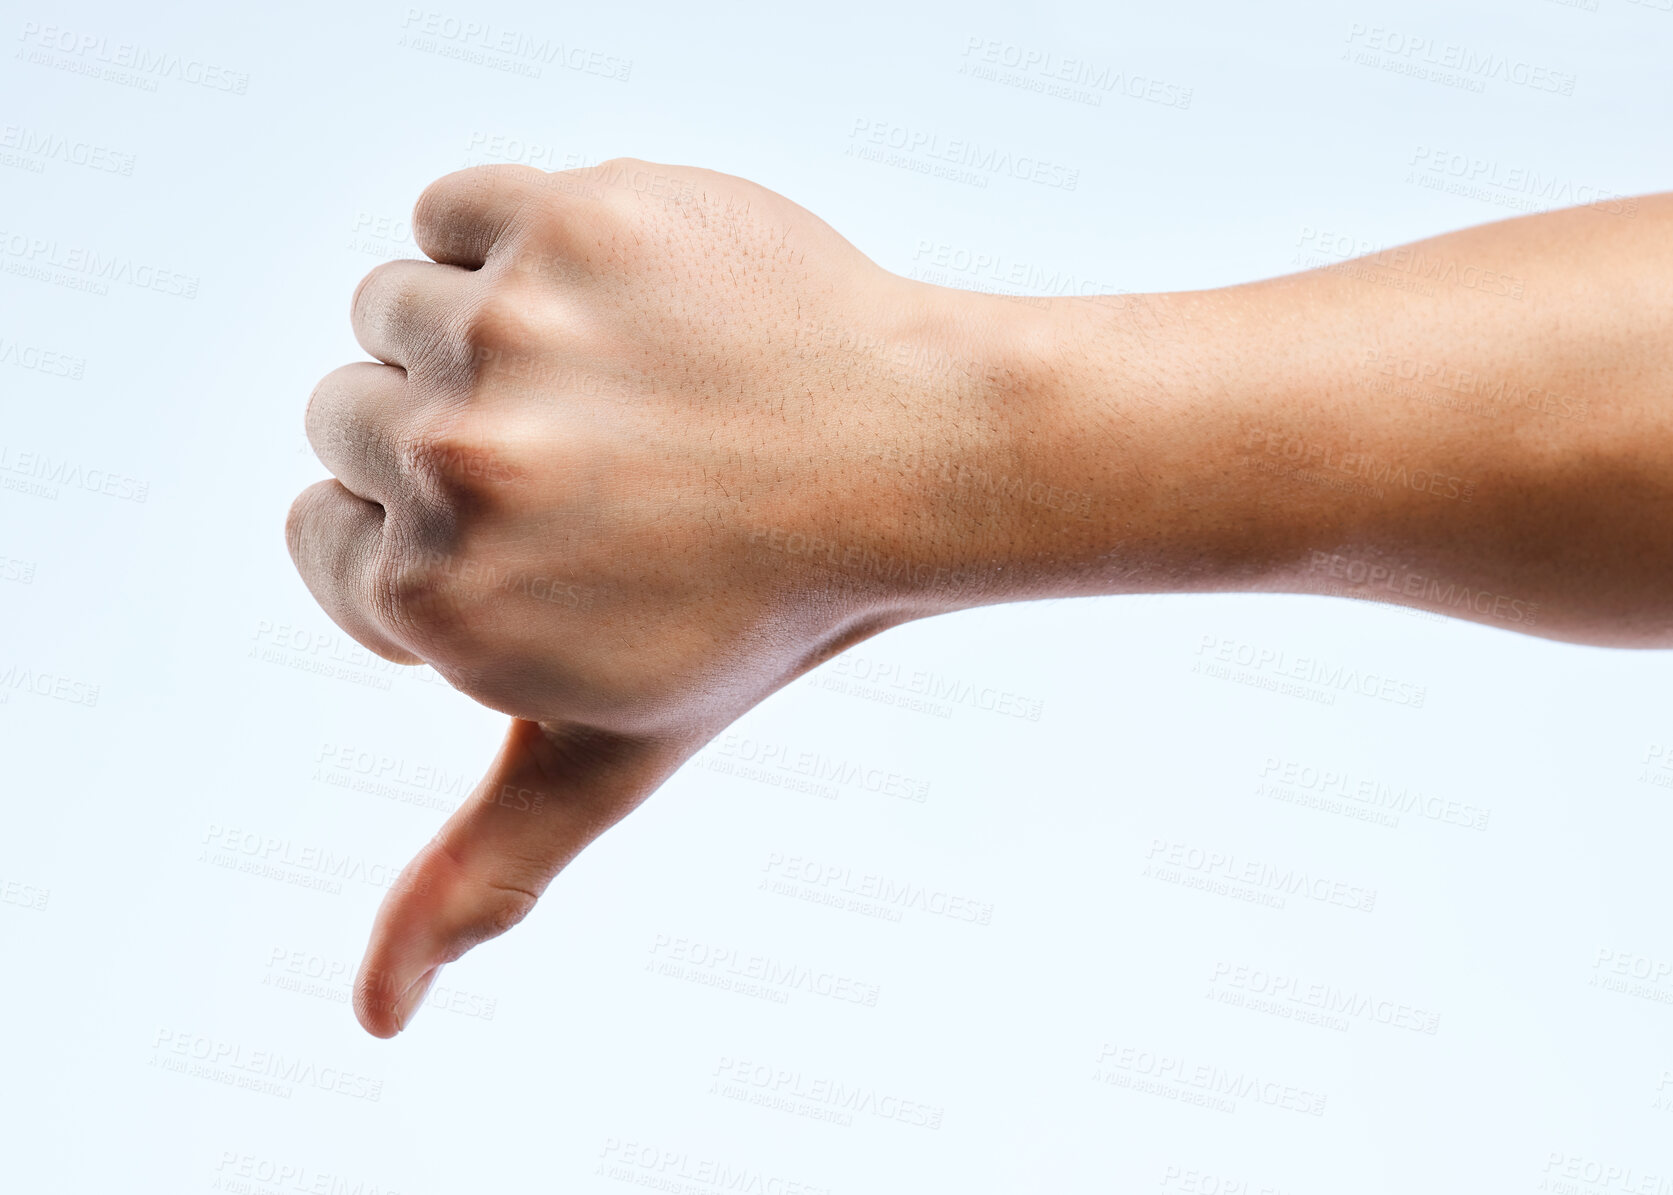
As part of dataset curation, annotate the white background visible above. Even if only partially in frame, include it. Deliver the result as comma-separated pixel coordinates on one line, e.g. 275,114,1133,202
3,1,1672,1191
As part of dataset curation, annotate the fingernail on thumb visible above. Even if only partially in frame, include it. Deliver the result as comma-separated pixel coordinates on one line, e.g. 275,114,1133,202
393,965,442,1034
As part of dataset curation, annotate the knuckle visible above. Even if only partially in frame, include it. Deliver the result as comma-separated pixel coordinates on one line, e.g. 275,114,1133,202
460,285,536,353
351,261,394,318
351,262,424,338
447,287,548,382
445,881,540,956
401,423,515,495
283,492,311,564
421,834,544,959
414,168,481,224
411,182,444,232
415,164,540,232
595,155,645,179
368,541,463,647
592,158,649,208
302,363,360,441
283,482,331,568
485,162,546,187
412,190,475,261
479,882,539,937
303,376,328,434
412,173,462,232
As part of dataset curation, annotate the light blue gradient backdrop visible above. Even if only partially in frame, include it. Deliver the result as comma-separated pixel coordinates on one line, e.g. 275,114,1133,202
2,1,1670,1190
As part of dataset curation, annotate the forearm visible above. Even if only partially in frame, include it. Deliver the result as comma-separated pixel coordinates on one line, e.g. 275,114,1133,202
921,195,1673,646
297,161,1673,1035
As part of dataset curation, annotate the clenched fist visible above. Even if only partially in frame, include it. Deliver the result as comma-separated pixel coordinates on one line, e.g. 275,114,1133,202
286,159,1052,1036
290,157,1673,1037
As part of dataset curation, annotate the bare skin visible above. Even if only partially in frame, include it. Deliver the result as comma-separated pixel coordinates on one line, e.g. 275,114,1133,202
286,158,1673,1036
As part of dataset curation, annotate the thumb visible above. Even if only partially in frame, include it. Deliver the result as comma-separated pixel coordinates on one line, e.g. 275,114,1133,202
353,718,685,1038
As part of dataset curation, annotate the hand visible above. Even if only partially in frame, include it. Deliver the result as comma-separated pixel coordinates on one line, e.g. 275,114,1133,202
286,159,1031,1035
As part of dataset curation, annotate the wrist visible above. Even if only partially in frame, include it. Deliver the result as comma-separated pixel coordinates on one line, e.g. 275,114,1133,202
872,282,1183,612
884,280,1321,612
851,278,1085,617
823,271,1343,621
